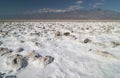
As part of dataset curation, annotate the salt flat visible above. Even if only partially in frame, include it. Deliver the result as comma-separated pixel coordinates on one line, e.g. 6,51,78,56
0,22,120,78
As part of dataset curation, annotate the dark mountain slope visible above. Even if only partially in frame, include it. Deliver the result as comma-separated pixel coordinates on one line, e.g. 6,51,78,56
0,9,120,20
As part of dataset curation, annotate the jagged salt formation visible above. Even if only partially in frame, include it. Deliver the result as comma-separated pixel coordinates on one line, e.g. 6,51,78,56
5,54,27,72
0,47,54,78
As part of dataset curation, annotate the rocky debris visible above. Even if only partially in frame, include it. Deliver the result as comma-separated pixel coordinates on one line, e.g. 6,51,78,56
30,32,40,36
20,40,24,43
110,41,120,48
63,32,70,36
0,72,5,78
39,56,54,66
6,54,28,72
94,50,116,59
93,42,106,48
0,41,3,46
88,49,92,51
70,35,77,40
26,51,54,66
81,28,84,30
86,27,89,30
35,42,41,47
55,31,62,36
26,51,42,61
84,38,91,43
16,48,24,52
0,72,16,78
0,47,13,56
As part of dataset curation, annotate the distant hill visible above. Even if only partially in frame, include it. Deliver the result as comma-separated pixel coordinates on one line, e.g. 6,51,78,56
0,9,120,20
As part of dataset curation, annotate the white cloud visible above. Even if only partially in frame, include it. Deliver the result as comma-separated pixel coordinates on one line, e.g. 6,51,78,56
75,1,83,4
38,8,66,13
66,0,83,11
66,5,82,11
25,8,66,14
24,0,84,14
92,0,105,8
93,2,104,8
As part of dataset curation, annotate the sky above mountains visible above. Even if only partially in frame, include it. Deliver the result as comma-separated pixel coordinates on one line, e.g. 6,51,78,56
0,0,120,15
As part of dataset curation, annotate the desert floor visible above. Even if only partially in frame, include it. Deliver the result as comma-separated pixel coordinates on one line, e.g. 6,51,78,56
0,21,120,78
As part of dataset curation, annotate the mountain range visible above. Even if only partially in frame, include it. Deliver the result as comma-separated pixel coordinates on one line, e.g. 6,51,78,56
0,9,120,20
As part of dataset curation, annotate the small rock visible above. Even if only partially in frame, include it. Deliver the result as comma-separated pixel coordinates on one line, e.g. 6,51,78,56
55,31,61,36
81,28,84,30
88,49,92,51
0,72,5,78
30,33,40,36
27,51,42,61
9,49,13,53
86,28,89,30
35,42,41,47
17,48,24,52
0,47,11,56
84,38,91,43
39,56,54,65
110,41,120,48
63,32,70,36
20,40,24,43
43,27,45,29
0,41,3,45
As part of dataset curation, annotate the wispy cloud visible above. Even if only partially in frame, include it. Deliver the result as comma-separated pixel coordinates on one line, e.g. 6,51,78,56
93,2,104,8
92,0,105,8
25,8,66,14
25,0,83,14
75,1,83,4
66,0,83,11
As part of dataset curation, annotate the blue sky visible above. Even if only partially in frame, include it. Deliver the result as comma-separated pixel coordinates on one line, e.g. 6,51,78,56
0,0,120,15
